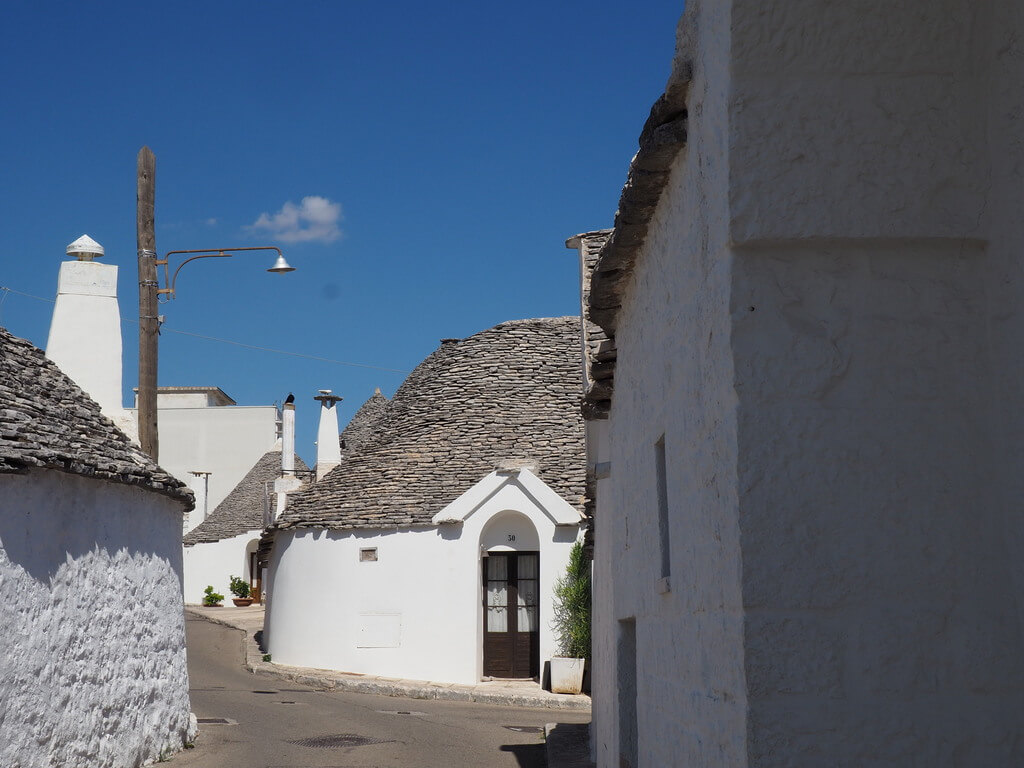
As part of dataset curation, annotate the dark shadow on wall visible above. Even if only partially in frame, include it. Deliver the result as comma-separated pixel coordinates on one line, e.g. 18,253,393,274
0,471,184,584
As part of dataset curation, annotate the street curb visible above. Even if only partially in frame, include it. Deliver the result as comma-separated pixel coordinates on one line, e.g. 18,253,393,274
185,607,591,712
545,722,595,768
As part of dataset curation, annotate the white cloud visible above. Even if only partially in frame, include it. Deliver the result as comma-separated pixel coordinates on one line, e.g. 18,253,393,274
205,217,218,226
249,196,342,244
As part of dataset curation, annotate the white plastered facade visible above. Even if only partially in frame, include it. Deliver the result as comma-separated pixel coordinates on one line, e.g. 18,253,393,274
0,470,195,768
183,531,262,604
265,469,583,685
590,2,1024,766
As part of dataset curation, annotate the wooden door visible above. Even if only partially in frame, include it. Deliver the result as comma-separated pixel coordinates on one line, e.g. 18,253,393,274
483,552,539,678
249,552,262,605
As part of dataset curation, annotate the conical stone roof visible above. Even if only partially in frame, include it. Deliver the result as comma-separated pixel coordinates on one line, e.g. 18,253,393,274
0,327,192,507
274,317,586,531
339,388,390,460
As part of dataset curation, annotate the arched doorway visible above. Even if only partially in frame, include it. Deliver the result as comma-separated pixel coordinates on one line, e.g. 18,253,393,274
480,512,540,679
245,538,261,604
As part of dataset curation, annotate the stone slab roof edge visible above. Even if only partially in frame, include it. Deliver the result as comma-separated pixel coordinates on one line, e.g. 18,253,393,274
0,327,194,509
587,8,694,337
268,316,587,532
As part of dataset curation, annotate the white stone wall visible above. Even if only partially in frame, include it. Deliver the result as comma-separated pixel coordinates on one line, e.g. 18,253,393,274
0,470,194,768
593,1,1024,765
127,405,279,525
591,2,746,766
266,480,580,685
183,531,261,605
45,260,124,423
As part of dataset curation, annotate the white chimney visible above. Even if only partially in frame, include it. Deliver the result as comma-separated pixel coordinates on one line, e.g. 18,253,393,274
314,389,343,481
281,402,296,475
46,235,124,420
273,400,303,521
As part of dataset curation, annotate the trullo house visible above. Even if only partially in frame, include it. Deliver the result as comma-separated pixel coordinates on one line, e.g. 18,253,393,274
263,317,586,685
0,327,196,767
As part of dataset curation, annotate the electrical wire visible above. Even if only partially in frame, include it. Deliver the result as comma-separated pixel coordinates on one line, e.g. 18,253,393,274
0,285,409,375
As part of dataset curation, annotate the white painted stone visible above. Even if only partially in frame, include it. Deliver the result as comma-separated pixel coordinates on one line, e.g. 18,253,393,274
0,470,195,768
588,1,1024,765
315,394,342,480
281,403,296,475
45,259,124,421
129,403,280,528
183,530,262,605
265,474,582,685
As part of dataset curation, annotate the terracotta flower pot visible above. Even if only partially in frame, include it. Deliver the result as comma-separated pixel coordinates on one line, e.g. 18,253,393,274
232,597,254,607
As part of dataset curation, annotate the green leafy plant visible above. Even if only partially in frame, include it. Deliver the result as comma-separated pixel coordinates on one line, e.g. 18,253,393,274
262,653,272,662
203,585,224,606
228,575,250,599
552,542,591,659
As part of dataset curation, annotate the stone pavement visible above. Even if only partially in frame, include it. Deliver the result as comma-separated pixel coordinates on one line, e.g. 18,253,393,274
184,604,591,712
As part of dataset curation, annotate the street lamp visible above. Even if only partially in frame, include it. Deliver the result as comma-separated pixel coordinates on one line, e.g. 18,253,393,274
135,146,295,461
157,246,295,300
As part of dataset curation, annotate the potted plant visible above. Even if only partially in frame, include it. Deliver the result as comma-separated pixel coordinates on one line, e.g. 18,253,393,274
229,575,253,607
202,585,224,607
550,541,591,694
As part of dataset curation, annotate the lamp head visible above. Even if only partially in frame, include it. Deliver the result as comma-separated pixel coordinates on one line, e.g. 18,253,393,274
267,254,295,273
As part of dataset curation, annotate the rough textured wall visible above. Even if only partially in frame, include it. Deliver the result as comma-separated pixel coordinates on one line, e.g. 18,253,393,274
983,0,1024,660
594,2,747,765
732,244,1024,765
727,0,1024,763
0,470,195,768
728,0,986,244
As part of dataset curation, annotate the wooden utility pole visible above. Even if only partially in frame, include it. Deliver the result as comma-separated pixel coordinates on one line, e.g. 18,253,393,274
137,147,159,461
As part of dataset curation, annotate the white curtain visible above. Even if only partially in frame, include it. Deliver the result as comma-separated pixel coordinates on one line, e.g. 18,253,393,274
486,556,508,632
517,555,538,632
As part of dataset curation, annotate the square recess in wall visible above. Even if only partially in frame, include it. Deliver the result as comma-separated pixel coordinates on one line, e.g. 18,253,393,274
360,548,378,562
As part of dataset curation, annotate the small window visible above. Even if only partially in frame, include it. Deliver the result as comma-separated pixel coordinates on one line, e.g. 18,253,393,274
655,434,671,583
359,548,378,562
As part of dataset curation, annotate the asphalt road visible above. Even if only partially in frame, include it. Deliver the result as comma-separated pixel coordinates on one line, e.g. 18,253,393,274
168,616,590,768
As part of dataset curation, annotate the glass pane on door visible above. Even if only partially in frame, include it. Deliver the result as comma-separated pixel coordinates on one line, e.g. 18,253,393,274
486,556,508,632
516,554,539,632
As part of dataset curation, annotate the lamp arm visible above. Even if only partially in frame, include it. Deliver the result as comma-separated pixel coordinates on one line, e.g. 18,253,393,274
160,246,283,299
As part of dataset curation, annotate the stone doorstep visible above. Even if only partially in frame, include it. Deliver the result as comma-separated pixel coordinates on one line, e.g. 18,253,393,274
184,606,591,711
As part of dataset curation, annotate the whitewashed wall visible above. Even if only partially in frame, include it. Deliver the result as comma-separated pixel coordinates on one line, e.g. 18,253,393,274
45,260,123,422
266,480,580,685
594,1,1024,766
183,531,261,604
0,470,195,768
129,405,279,526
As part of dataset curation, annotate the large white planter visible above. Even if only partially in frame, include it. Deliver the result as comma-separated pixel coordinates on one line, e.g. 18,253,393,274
550,656,585,694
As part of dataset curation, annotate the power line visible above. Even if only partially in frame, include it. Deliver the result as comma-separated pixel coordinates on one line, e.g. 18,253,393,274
150,326,411,374
0,285,410,375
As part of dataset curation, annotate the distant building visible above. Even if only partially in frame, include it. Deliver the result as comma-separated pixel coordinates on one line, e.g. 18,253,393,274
0,327,195,767
182,448,308,605
44,236,283,536
129,386,281,532
263,318,587,685
581,2,1024,767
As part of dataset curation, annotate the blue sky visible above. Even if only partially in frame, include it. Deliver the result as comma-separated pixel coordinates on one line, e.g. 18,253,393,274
0,1,683,462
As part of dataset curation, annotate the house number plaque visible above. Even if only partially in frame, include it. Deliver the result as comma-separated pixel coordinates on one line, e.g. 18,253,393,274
507,534,516,542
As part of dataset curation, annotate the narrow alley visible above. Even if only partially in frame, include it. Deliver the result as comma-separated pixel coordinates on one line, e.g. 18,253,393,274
171,615,589,768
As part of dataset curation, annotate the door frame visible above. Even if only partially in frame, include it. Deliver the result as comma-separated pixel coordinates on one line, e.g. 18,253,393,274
481,550,540,679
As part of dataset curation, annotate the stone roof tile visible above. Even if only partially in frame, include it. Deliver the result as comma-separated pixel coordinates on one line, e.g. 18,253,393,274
0,327,193,507
274,317,586,531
